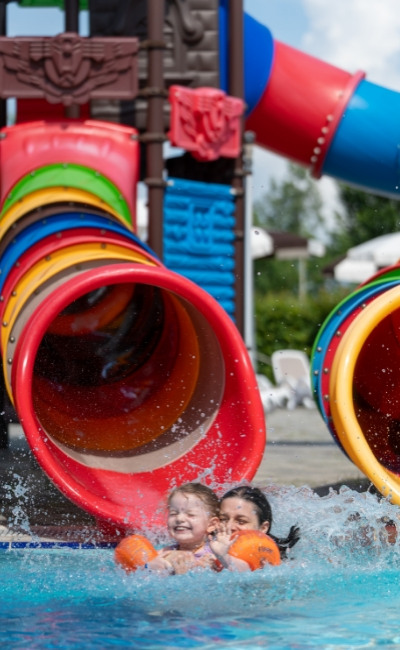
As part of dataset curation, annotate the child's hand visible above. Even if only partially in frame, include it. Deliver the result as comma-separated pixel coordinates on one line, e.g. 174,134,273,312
209,529,251,572
209,529,236,561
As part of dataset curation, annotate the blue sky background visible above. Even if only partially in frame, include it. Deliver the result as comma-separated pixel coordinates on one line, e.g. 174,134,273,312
7,1,400,222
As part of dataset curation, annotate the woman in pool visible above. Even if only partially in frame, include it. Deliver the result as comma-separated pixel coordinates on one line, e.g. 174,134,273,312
219,485,300,560
145,482,250,574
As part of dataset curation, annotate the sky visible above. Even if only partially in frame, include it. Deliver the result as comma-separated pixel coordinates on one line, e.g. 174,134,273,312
6,0,400,226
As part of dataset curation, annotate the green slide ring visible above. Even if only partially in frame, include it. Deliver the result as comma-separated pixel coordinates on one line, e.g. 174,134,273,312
2,163,132,226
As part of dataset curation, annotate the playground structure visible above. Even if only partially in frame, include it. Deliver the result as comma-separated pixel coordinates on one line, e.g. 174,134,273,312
0,0,267,533
2,1,400,531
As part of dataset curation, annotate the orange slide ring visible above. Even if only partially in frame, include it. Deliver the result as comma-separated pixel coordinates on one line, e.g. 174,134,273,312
29,284,181,422
30,282,178,419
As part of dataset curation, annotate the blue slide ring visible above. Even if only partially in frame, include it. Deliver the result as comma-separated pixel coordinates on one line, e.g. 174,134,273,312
0,212,158,293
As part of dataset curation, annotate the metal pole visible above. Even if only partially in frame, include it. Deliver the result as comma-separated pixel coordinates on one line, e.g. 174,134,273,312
298,258,307,300
65,0,79,31
0,0,10,446
145,0,166,259
243,131,255,364
228,0,245,335
64,0,80,119
0,1,6,127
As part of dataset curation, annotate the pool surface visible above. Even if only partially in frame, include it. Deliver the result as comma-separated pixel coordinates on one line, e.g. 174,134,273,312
2,485,400,649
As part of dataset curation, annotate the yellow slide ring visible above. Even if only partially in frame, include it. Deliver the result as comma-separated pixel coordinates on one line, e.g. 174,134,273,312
0,187,130,237
2,244,155,398
2,241,152,342
330,284,400,504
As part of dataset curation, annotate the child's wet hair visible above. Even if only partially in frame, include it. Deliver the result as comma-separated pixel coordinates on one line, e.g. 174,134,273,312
168,482,220,518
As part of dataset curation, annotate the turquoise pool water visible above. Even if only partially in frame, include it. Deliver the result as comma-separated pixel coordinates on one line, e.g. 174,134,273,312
2,485,400,649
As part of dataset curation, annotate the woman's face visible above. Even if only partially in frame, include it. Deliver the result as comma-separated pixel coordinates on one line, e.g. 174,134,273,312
219,496,269,534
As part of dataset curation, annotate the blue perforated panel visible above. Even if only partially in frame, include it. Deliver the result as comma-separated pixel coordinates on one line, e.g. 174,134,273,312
164,178,236,318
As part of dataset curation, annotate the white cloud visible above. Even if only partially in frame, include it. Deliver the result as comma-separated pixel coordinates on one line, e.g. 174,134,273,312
302,0,400,90
249,147,287,201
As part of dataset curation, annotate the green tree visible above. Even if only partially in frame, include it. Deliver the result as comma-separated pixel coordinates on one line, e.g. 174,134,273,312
255,288,348,380
253,163,325,237
329,184,400,257
253,163,329,296
251,165,348,373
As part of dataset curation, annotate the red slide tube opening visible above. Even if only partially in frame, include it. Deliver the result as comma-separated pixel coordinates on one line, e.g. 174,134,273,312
11,264,265,531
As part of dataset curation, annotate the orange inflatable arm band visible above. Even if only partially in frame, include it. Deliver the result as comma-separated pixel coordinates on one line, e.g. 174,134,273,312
114,534,158,573
228,530,281,570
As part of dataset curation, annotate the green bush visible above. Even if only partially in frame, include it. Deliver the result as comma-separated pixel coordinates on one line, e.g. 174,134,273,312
255,289,348,380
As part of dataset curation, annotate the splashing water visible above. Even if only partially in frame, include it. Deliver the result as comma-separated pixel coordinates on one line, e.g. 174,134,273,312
2,484,400,648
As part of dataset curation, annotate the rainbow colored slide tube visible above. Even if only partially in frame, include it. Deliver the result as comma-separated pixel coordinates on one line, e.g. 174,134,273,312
0,120,265,532
311,265,400,505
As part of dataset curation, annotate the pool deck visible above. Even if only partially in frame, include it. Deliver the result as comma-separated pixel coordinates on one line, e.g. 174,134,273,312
0,408,368,544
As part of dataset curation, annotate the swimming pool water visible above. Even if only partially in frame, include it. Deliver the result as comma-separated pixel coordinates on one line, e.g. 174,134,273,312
2,485,400,649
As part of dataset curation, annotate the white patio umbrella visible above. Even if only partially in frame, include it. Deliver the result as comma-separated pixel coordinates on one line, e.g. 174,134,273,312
348,232,400,266
333,232,400,284
334,258,378,284
251,227,274,259
250,227,325,261
251,227,325,298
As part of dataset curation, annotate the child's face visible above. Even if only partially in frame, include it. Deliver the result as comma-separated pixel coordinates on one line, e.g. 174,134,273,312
219,497,269,534
167,492,216,550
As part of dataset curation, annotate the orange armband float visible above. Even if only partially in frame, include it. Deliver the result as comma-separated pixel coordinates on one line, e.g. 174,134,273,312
228,530,281,570
114,534,158,573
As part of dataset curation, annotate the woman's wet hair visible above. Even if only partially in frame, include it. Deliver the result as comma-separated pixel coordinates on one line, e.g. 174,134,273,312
222,486,273,526
168,482,220,518
221,485,300,558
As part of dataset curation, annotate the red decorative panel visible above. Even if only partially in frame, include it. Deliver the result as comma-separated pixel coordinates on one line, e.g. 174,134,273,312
168,85,244,161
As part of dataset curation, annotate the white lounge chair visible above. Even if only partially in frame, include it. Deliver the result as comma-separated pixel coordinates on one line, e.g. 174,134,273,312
271,349,315,410
256,373,292,412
